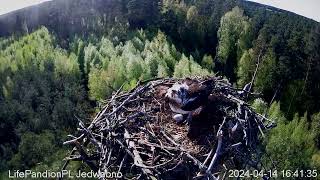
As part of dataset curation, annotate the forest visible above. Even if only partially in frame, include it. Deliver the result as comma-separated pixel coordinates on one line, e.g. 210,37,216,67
0,0,320,178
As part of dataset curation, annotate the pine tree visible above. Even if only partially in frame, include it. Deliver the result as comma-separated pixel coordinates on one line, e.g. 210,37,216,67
201,54,214,71
265,108,316,170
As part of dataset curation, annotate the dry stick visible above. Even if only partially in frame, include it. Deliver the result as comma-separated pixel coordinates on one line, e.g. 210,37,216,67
269,81,281,107
78,119,102,151
227,94,248,106
89,83,125,129
206,117,226,174
250,109,275,127
286,86,298,116
246,110,253,147
115,139,135,157
247,50,263,97
124,129,152,175
137,139,180,151
246,107,266,137
63,134,85,145
64,155,82,161
301,57,311,96
118,154,128,174
202,149,214,166
106,148,113,167
146,122,156,137
61,133,93,175
99,143,104,168
160,130,209,173
74,141,99,172
61,132,93,176
60,148,76,172
166,158,184,172
254,117,265,138
109,84,150,116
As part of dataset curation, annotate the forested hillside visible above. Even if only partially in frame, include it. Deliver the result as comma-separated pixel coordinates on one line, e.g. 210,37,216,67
0,0,320,177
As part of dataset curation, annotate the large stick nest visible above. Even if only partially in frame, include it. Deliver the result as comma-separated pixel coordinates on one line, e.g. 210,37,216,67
63,77,276,179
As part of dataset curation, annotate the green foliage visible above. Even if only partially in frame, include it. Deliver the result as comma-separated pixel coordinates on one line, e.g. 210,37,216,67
9,131,56,170
237,49,254,87
87,30,209,101
217,6,250,62
186,6,198,24
173,54,211,78
54,52,80,77
217,6,252,81
173,54,193,78
265,102,320,172
265,112,316,170
201,54,214,71
84,43,101,74
88,68,108,101
311,113,320,147
281,80,310,118
251,98,268,114
157,61,169,77
311,152,320,170
254,49,277,92
0,27,91,172
127,0,160,28
31,148,71,173
267,102,286,123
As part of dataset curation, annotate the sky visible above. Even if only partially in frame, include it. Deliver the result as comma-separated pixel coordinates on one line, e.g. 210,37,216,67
248,0,320,22
0,0,50,15
0,0,319,22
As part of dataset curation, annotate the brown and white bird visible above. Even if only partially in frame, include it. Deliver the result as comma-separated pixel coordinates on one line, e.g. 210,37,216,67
165,79,214,124
165,81,191,115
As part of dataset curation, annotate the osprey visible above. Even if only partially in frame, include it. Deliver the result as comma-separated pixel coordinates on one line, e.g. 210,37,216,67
165,81,191,115
165,79,214,124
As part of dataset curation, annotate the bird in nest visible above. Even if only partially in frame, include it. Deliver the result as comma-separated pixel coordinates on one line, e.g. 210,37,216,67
165,78,214,124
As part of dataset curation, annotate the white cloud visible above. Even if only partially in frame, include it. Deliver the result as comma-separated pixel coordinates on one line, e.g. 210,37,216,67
248,0,320,22
0,0,51,15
